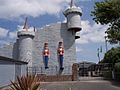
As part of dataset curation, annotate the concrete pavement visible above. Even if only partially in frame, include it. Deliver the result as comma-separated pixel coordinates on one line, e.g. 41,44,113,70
1,77,120,90
40,80,120,90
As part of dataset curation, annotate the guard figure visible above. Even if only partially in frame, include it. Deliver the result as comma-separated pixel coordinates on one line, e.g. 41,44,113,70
57,42,64,70
43,42,49,69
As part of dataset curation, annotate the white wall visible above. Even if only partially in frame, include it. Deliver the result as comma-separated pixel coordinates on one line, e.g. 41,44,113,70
0,65,27,86
0,65,15,86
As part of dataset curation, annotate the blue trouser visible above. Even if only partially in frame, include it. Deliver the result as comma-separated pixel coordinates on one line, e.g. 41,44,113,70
44,56,49,68
59,55,63,68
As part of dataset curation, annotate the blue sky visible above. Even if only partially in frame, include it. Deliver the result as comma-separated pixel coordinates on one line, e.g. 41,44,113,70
0,0,118,63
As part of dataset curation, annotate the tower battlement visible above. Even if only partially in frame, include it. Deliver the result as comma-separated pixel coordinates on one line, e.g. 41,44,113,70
17,18,35,67
64,7,82,16
17,31,35,38
63,0,82,32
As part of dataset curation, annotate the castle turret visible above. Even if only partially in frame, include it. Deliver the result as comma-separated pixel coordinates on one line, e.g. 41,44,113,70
63,0,82,32
17,18,35,67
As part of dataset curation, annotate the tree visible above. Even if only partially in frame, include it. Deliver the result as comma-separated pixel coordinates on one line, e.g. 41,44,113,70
91,0,120,44
101,47,120,65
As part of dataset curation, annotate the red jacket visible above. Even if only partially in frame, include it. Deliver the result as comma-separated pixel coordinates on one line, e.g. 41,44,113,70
58,47,64,55
43,49,49,56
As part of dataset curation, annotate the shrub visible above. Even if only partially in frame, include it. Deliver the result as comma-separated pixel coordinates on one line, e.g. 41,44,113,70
115,62,120,71
114,62,120,81
10,75,40,90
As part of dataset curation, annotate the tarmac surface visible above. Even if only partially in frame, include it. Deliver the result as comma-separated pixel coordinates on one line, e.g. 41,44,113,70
40,78,120,90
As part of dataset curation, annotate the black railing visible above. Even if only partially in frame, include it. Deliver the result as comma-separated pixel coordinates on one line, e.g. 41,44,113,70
27,66,72,75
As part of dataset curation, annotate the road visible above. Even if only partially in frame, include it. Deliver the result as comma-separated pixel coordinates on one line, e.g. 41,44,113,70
40,80,120,90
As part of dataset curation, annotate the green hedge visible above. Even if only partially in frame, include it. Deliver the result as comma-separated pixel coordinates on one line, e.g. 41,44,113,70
114,62,120,81
115,62,120,72
103,71,112,80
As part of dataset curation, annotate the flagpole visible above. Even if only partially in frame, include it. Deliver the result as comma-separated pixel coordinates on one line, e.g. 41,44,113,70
70,0,74,7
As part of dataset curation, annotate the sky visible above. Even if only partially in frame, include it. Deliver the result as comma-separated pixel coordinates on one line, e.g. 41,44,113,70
0,0,118,63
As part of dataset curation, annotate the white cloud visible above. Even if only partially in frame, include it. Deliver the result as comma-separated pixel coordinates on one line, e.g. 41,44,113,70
0,40,9,46
9,31,17,39
0,27,8,38
0,25,37,46
76,20,108,44
17,25,35,32
0,27,17,46
0,0,70,19
76,47,83,52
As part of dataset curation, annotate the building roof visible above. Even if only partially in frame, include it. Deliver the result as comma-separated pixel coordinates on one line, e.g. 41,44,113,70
78,61,96,68
0,56,28,65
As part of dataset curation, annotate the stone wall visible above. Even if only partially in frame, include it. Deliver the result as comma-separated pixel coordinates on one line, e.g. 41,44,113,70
72,63,79,81
37,74,72,82
33,23,76,67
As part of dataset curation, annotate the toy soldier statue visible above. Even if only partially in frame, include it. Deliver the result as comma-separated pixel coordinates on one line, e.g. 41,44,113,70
43,42,49,69
57,42,64,70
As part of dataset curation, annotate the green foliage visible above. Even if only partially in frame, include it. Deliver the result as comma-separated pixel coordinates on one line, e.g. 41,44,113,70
114,62,120,80
101,47,120,65
91,0,120,44
10,75,40,90
115,62,120,72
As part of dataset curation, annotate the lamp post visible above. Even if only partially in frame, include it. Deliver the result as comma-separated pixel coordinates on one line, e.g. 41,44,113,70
104,36,108,53
97,48,100,62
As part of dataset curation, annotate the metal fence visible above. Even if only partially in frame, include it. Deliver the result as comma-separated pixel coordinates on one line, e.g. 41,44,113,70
27,66,72,75
114,72,120,80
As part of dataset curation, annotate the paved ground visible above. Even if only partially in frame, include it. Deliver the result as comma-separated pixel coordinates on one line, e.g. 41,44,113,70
79,77,104,81
40,79,120,90
1,77,120,90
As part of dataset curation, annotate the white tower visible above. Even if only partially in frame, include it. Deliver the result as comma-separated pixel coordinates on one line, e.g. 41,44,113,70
17,18,35,67
63,0,82,32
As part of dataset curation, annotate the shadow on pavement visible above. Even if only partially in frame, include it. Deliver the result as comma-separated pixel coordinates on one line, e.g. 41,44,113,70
110,80,120,87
